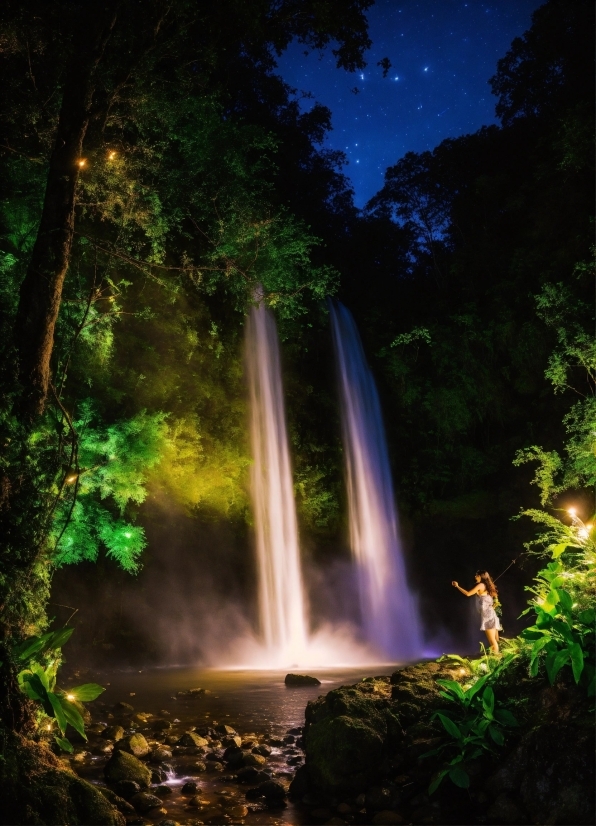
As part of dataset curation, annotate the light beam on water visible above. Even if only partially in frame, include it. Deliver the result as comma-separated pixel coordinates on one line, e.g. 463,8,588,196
330,300,423,659
245,299,309,666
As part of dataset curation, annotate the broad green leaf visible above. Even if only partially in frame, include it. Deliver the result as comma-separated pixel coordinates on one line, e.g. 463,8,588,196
546,648,570,685
13,632,54,662
68,683,105,702
482,686,495,715
46,627,75,651
435,680,465,701
578,608,595,625
555,589,573,612
47,692,67,735
20,672,46,702
436,713,462,740
54,736,73,754
464,674,489,702
448,765,470,788
569,642,584,683
488,725,504,745
30,662,50,692
550,619,575,644
494,708,518,727
530,635,551,668
522,628,545,640
428,769,449,795
536,610,554,626
58,696,87,740
551,543,569,559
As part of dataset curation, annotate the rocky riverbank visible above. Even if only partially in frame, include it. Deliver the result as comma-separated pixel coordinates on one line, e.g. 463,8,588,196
292,659,595,825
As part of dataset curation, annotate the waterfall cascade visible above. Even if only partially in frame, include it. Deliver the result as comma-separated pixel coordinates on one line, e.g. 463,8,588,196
330,300,423,659
245,299,309,664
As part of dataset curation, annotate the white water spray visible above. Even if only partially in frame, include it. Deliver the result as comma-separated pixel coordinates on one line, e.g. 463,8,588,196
245,299,309,665
330,300,423,659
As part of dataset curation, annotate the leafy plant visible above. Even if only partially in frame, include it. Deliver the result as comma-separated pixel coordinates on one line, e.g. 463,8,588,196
13,628,104,753
421,657,518,793
520,546,595,694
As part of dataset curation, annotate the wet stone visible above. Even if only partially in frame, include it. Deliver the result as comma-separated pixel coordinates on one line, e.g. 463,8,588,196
101,725,125,741
284,673,321,686
114,732,150,758
154,785,173,797
252,744,272,757
206,760,224,772
113,779,141,799
130,792,164,813
178,731,210,748
181,780,199,795
113,701,134,713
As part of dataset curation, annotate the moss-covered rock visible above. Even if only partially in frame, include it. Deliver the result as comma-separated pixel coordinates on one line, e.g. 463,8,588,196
0,730,125,825
301,660,595,825
104,749,152,788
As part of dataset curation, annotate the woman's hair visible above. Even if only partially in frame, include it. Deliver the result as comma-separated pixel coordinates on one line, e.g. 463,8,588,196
476,570,498,598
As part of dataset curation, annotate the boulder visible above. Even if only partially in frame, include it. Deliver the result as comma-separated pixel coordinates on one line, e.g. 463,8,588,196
258,780,287,800
215,724,237,736
97,787,135,816
149,747,172,763
113,780,140,800
129,792,164,813
154,785,173,798
285,673,321,686
177,731,209,748
104,750,152,789
242,752,267,768
236,766,269,784
151,719,172,731
101,725,125,741
181,780,199,794
113,733,149,758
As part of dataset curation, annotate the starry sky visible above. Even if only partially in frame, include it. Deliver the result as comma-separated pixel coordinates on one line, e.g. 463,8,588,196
277,0,543,207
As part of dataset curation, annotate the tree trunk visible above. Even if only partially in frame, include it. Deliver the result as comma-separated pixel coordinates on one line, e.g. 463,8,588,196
14,5,119,419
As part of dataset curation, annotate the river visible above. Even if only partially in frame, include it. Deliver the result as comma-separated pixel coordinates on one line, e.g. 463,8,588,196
71,664,398,825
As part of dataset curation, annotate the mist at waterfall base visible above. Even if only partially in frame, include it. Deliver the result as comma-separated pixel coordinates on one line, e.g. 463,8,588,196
329,300,424,661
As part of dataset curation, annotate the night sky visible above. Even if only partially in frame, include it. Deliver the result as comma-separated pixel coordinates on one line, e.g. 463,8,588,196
278,0,543,207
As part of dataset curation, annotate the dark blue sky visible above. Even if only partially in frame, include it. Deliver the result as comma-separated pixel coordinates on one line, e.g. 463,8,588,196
277,0,543,207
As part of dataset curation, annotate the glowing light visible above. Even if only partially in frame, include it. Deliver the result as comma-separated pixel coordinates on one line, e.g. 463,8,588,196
65,475,78,484
46,724,52,730
108,151,116,160
579,527,589,539
66,693,75,701
124,532,132,538
77,159,86,168
568,507,577,515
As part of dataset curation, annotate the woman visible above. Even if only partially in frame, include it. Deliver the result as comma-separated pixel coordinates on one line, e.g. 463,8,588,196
452,570,501,653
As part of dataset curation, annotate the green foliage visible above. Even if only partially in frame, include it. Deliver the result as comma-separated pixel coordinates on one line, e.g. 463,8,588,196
421,655,518,794
13,628,104,753
515,515,596,694
52,405,168,571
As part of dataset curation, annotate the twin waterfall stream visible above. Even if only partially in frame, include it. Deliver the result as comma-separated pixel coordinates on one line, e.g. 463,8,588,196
245,298,422,666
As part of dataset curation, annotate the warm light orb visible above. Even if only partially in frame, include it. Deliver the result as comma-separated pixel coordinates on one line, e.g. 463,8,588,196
46,724,51,730
66,693,75,701
567,507,577,516
108,151,116,160
77,159,86,168
65,475,77,484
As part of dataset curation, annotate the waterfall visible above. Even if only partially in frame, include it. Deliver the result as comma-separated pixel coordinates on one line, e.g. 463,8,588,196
329,300,423,659
245,298,309,664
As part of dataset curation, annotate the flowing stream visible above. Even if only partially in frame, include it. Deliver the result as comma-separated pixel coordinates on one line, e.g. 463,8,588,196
329,300,423,659
245,300,309,666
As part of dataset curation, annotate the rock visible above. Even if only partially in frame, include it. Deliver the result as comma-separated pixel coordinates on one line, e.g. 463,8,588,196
242,752,266,768
97,787,136,815
215,724,237,736
486,793,527,824
149,747,172,763
104,750,152,789
288,727,303,735
371,812,404,825
151,719,172,731
289,765,309,797
113,733,150,758
129,792,164,813
101,725,125,741
229,804,249,818
113,780,141,799
113,702,134,713
154,785,173,798
181,781,199,795
222,735,242,749
157,821,178,826
285,673,321,687
283,734,295,744
287,755,303,765
337,803,352,815
366,786,394,811
151,767,168,784
257,780,287,800
194,761,207,772
236,766,269,784
206,760,224,772
269,737,285,747
177,731,209,748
